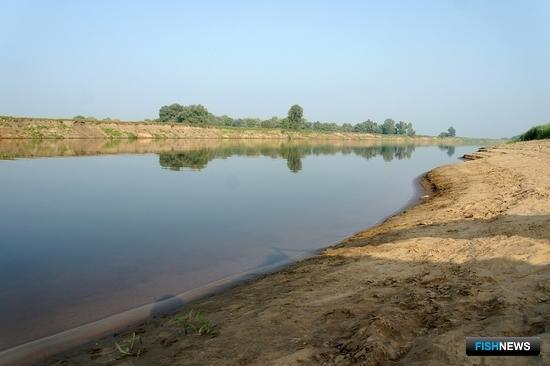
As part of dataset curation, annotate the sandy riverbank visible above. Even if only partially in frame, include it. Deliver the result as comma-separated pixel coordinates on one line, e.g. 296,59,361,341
0,117,490,145
38,140,550,365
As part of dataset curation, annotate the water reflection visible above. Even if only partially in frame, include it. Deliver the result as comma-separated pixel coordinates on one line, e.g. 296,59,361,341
0,138,462,165
438,144,456,157
157,143,418,173
0,138,452,173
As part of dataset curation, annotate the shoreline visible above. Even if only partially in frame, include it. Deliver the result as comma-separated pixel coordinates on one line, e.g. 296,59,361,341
0,117,495,144
6,140,550,365
0,253,311,366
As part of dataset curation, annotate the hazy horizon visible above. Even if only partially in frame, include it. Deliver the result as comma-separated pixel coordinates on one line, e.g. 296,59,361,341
1,0,549,138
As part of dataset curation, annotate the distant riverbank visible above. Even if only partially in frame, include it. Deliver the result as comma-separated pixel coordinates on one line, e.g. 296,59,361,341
36,140,549,365
0,117,493,144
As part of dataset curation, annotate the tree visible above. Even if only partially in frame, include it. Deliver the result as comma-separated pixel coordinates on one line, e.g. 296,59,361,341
382,119,396,135
341,123,353,132
287,104,304,130
396,121,408,135
261,116,281,129
353,119,380,134
159,103,185,122
214,115,234,126
176,104,210,125
439,126,456,138
159,104,211,125
448,126,456,137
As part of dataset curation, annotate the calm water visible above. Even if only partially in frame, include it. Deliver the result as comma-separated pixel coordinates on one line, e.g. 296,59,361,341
0,140,475,351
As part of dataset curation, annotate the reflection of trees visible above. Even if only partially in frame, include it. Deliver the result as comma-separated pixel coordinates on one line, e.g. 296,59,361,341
438,145,456,157
280,145,304,173
159,149,214,170
158,143,419,172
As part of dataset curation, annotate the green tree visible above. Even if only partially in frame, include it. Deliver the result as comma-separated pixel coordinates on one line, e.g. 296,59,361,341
159,104,211,125
448,126,456,137
341,123,353,132
382,119,396,134
261,116,281,129
395,121,415,136
215,115,234,126
159,103,185,122
176,104,210,125
287,104,304,130
353,119,380,133
396,121,408,135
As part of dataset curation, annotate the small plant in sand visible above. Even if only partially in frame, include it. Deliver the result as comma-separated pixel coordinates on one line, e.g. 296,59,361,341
114,332,145,358
175,310,217,336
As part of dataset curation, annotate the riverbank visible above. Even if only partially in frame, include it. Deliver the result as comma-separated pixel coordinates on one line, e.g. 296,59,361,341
30,141,550,364
0,117,490,144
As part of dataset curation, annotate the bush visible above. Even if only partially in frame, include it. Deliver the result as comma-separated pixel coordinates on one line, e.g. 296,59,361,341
518,124,550,141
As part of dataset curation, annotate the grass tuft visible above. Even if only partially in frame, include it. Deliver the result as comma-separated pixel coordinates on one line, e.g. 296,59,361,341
114,332,145,358
175,310,217,336
101,127,123,139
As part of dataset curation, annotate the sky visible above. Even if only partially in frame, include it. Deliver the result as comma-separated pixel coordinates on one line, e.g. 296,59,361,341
1,0,549,138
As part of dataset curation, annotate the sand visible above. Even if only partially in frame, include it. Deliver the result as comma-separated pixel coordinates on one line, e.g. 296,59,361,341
43,140,550,365
0,117,488,145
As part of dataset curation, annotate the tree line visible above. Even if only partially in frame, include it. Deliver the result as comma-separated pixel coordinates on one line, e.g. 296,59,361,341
158,103,417,136
438,126,456,138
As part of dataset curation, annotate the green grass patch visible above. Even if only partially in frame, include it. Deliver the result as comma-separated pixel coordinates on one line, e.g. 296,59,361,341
517,124,550,141
114,332,145,358
101,127,123,139
56,120,71,131
174,310,217,336
24,124,49,139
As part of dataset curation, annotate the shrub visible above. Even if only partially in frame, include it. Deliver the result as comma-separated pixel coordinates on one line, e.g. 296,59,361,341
518,124,550,141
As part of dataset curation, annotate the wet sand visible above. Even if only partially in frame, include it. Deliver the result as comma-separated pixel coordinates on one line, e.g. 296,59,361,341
30,141,550,365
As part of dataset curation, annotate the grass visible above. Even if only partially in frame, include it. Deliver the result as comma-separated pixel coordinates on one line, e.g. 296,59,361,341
56,120,71,131
517,124,550,141
175,310,217,336
114,332,145,358
101,127,123,139
24,124,49,139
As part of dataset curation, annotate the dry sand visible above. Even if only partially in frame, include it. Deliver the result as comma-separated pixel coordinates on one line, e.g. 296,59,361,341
44,140,550,365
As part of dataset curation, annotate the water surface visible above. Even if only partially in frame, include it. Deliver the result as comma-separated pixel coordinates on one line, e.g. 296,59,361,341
0,139,474,351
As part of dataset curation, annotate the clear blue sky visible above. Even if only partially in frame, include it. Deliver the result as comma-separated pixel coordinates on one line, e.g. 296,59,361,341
1,0,549,137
